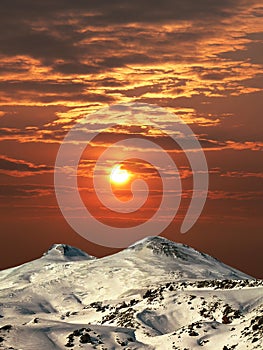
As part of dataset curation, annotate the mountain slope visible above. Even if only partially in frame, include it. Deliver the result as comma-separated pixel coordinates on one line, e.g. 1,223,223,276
0,236,262,349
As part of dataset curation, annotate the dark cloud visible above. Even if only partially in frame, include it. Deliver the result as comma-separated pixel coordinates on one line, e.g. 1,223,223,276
191,66,238,81
0,0,258,72
0,85,114,105
1,0,252,24
0,105,69,129
0,156,52,174
0,128,26,137
0,80,88,94
53,62,100,75
0,61,30,75
0,30,81,62
36,92,114,104
96,78,125,87
208,190,263,201
137,90,263,142
106,83,164,98
0,184,53,198
0,0,259,119
219,35,263,65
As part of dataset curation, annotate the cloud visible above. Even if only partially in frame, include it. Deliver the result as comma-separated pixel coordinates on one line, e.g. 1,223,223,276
0,184,53,198
0,0,260,141
0,0,260,78
220,171,263,178
0,80,115,104
208,190,263,201
1,1,255,26
0,156,52,177
0,105,68,128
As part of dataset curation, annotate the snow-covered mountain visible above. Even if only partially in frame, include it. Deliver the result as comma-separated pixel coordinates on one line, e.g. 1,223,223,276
0,236,262,349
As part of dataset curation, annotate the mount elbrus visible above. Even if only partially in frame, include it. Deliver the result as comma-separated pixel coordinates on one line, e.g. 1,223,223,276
0,236,262,349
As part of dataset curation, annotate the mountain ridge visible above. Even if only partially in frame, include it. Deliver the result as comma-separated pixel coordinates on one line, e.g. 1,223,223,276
0,236,261,349
40,236,251,280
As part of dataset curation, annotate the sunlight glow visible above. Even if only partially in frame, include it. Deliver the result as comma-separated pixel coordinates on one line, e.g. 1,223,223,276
110,165,130,185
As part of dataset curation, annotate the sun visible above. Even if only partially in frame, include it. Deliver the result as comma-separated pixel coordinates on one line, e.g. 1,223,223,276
110,165,130,185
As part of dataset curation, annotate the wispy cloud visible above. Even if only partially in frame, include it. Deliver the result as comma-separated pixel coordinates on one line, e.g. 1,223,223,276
0,156,52,177
0,184,53,198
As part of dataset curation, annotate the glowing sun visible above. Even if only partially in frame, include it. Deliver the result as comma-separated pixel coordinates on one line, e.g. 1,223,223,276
110,165,130,185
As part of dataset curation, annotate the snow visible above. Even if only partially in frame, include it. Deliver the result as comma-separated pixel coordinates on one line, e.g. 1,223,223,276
0,236,262,349
44,243,96,261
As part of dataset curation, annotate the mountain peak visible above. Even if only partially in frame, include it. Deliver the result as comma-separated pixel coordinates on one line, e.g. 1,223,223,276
43,244,95,261
126,236,251,280
128,236,193,259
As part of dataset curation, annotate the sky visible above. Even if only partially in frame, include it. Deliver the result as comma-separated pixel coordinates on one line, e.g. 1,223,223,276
0,0,262,278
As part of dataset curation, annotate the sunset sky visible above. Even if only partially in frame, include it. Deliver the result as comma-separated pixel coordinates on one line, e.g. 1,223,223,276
0,0,262,278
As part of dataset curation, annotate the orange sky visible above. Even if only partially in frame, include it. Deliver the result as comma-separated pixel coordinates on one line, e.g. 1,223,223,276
0,0,262,278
